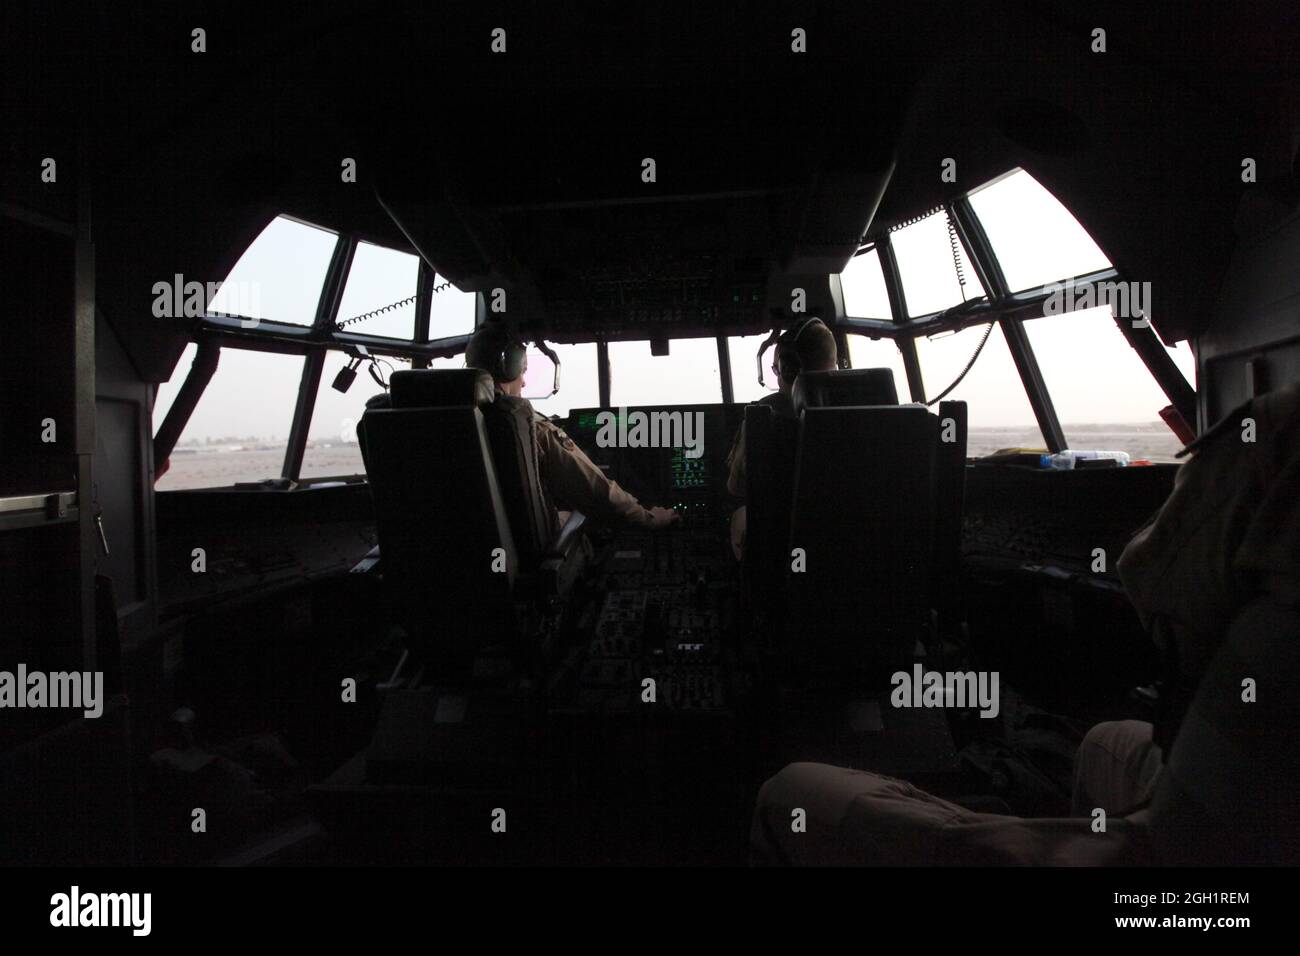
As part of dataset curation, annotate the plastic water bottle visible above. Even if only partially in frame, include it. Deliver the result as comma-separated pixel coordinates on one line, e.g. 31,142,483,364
1039,450,1132,470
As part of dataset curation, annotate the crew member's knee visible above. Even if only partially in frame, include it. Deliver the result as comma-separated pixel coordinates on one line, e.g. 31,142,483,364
752,762,968,865
1081,720,1152,754
1073,720,1159,816
756,762,819,817
1076,720,1155,778
751,763,820,864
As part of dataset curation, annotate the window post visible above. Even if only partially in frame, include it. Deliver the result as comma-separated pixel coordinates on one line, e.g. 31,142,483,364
950,198,1067,453
878,235,926,403
597,340,611,408
411,260,435,366
283,235,356,480
716,335,734,403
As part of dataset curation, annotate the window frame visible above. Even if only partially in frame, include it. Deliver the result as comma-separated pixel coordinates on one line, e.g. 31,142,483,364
159,178,1200,486
605,335,729,408
157,218,481,486
840,176,1197,452
836,244,899,324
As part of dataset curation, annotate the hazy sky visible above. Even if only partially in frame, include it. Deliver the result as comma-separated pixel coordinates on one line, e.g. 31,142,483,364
155,169,1197,449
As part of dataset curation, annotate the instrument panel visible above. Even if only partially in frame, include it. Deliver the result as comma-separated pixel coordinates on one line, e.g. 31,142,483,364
564,403,746,522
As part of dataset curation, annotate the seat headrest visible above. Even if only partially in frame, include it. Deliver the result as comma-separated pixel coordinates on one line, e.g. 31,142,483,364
388,369,496,409
792,368,899,415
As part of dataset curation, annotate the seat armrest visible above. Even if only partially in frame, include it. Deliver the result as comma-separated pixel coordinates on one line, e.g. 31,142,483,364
350,545,381,574
546,511,588,559
537,512,588,599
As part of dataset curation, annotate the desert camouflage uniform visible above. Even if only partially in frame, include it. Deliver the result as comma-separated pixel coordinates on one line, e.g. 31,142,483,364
751,383,1300,865
726,391,794,559
531,412,659,530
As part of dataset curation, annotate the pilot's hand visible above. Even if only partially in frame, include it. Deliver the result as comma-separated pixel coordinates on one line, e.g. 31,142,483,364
646,506,681,529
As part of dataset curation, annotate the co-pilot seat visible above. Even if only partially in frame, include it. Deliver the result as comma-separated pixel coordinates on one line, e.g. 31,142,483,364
781,369,965,684
743,368,901,626
357,368,586,680
478,390,589,600
358,368,517,676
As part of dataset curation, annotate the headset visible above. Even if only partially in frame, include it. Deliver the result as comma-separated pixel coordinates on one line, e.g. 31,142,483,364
466,324,528,382
500,335,527,382
775,316,827,384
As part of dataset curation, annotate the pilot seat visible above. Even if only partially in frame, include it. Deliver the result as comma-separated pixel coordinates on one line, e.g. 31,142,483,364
743,367,968,684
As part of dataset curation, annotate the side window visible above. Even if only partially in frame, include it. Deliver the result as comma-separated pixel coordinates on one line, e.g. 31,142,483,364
334,242,419,339
839,247,893,320
528,343,600,418
912,324,1043,456
727,333,778,404
207,215,338,327
300,354,467,479
300,352,395,479
890,210,986,317
1023,307,1195,462
609,338,723,406
153,342,197,429
429,279,477,339
155,347,305,490
967,169,1111,293
846,334,910,400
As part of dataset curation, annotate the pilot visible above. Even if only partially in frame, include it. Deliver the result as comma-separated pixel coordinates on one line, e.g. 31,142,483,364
724,317,838,558
750,381,1300,865
464,324,679,530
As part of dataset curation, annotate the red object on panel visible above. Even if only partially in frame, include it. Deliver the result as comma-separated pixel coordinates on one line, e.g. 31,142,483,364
1159,403,1196,446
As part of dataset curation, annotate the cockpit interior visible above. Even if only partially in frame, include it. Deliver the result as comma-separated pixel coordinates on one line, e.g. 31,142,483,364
2,2,1298,879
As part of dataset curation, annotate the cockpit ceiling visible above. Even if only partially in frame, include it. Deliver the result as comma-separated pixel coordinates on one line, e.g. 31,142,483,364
8,1,1296,344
